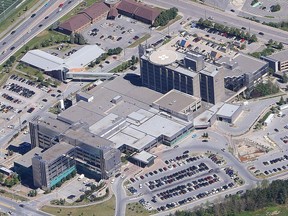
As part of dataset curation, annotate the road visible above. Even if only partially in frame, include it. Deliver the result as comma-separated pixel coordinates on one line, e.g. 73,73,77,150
0,0,81,66
113,130,260,216
143,0,288,43
0,196,51,216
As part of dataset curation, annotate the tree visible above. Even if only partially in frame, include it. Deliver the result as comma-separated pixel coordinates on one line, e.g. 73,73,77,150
250,34,258,42
279,96,285,105
9,56,16,63
267,39,273,45
283,73,288,83
278,42,283,50
24,46,29,53
271,4,281,12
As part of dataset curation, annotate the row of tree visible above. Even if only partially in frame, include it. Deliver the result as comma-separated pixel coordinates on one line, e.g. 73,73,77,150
171,179,288,216
197,18,258,43
153,7,178,27
88,47,123,68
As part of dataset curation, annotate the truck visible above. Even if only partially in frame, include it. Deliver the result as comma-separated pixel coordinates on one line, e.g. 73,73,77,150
77,174,84,181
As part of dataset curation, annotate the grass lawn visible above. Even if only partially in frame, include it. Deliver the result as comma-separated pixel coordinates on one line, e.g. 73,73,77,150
0,189,28,202
126,202,157,216
42,195,115,216
236,204,288,216
14,30,69,60
128,34,151,48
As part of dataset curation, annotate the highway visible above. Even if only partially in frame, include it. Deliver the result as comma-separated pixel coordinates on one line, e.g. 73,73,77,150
143,0,288,43
0,0,81,66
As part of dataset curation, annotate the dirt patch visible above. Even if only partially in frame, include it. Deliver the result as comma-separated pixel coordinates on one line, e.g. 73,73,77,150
235,139,266,162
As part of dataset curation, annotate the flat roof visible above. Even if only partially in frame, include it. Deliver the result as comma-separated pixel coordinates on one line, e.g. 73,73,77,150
89,113,123,136
57,105,104,126
216,103,240,118
14,147,43,168
65,127,114,150
267,49,288,62
153,90,200,113
36,116,71,134
193,110,214,127
131,114,186,138
132,151,156,164
232,53,267,74
200,64,221,77
149,50,178,66
41,142,74,162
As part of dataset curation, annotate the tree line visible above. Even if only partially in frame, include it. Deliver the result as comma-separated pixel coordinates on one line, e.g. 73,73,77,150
170,179,288,216
153,7,178,27
197,18,258,43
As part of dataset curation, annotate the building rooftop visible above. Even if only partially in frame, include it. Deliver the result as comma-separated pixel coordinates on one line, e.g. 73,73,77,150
65,127,114,150
82,2,110,20
232,53,267,74
216,103,241,118
58,13,90,32
149,50,178,66
57,105,104,126
266,49,288,62
36,116,71,134
117,0,160,22
200,64,221,77
193,110,214,128
14,147,43,168
132,151,156,164
21,45,104,72
131,114,186,138
41,142,74,163
153,90,200,113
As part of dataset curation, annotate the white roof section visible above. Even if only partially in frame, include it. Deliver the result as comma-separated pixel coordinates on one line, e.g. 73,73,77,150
21,50,65,71
193,110,214,128
132,151,156,164
149,50,178,66
65,45,105,68
216,103,241,118
21,45,104,71
131,114,185,138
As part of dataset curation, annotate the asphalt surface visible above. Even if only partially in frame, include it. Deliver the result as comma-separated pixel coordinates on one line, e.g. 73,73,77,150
143,0,288,43
0,196,51,216
0,0,81,66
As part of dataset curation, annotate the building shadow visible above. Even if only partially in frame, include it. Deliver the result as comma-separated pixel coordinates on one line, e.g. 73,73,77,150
123,73,142,87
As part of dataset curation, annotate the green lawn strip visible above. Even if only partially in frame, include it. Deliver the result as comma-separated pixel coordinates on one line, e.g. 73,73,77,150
128,34,151,48
0,189,28,202
41,195,115,216
126,202,157,216
236,204,288,216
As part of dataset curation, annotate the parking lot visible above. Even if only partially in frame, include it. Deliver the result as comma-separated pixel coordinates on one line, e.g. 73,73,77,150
56,175,100,203
127,150,242,212
83,15,151,51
